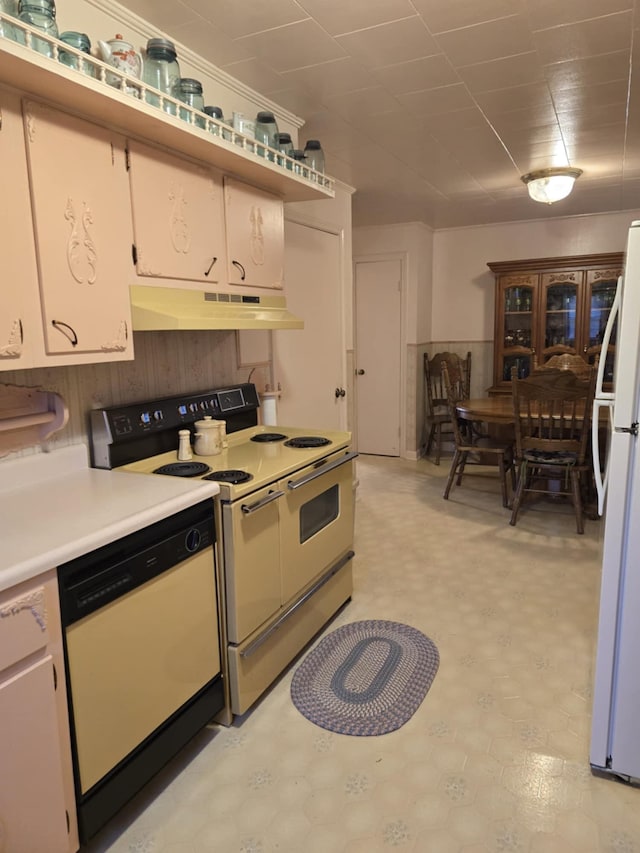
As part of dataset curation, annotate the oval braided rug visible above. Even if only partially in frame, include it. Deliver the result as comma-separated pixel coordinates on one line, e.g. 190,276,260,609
290,620,439,736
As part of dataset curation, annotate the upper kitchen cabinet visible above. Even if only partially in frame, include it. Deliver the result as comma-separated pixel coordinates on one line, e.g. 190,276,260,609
0,31,334,203
23,99,134,361
128,140,227,288
0,88,41,371
224,177,284,290
488,253,623,393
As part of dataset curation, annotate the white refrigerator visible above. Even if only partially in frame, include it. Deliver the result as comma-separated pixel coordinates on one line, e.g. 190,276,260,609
591,220,640,779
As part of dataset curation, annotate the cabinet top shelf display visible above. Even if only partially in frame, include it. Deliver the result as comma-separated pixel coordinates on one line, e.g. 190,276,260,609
0,20,335,203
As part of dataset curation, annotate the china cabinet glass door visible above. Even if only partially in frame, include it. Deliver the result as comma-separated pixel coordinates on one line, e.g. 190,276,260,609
542,280,579,359
586,272,620,385
502,282,535,380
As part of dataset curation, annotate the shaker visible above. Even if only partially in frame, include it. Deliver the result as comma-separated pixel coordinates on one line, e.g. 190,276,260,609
143,38,181,114
177,429,192,461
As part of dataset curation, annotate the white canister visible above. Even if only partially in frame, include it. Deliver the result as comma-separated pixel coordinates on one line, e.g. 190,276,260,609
193,416,223,456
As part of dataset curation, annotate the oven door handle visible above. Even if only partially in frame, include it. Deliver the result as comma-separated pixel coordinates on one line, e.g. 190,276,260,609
287,451,358,490
240,489,285,514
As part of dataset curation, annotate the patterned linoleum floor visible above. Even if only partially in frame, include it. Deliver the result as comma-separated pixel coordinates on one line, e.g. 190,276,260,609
85,455,640,853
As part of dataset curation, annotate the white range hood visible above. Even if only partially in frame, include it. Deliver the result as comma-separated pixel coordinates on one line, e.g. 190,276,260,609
130,286,304,331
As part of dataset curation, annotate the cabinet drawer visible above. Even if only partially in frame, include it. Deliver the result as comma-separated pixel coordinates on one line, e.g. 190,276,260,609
0,582,49,672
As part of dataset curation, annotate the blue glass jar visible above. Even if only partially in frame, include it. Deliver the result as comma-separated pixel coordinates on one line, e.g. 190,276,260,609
0,0,19,42
17,0,58,57
59,31,95,77
276,132,294,168
143,38,181,115
178,77,205,129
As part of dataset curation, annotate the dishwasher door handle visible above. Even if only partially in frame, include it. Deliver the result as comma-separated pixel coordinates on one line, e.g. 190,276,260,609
241,489,285,514
287,451,358,490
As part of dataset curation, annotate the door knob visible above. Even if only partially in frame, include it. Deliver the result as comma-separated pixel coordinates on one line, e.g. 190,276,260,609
356,369,365,375
335,387,346,398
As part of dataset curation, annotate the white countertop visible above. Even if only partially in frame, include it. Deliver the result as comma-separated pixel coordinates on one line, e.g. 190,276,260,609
0,444,220,593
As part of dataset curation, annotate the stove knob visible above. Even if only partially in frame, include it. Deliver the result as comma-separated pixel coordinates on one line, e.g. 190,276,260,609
153,410,163,422
200,401,208,410
140,412,151,425
189,403,199,413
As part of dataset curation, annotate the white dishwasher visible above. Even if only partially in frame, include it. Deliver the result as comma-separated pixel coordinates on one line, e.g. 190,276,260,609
58,499,223,843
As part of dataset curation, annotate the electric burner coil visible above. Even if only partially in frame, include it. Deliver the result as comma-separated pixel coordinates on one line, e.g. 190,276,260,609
153,462,211,477
284,436,331,448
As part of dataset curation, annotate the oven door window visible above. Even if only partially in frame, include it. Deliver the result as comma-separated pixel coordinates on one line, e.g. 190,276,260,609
300,483,339,543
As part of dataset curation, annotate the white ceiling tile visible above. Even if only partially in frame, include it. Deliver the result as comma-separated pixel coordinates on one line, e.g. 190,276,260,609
474,82,555,115
412,0,525,34
532,12,633,66
397,83,477,115
457,52,545,93
434,15,535,67
184,0,309,38
296,0,417,37
235,19,346,72
524,0,632,31
335,17,441,69
372,55,460,95
280,58,372,100
220,59,287,96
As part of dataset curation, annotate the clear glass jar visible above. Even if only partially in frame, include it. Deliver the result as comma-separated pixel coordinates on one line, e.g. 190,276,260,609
304,139,325,176
204,105,223,137
178,77,205,128
254,110,279,159
0,0,19,42
291,149,307,176
276,132,294,168
59,31,95,77
17,0,58,57
143,38,180,115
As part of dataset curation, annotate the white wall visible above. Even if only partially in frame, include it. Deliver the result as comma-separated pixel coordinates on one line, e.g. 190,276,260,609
353,222,434,344
432,210,640,343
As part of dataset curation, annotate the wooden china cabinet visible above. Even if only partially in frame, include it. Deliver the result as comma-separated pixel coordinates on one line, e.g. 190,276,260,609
487,253,624,394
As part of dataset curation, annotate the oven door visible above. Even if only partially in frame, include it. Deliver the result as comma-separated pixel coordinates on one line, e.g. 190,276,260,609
222,482,283,644
279,449,357,603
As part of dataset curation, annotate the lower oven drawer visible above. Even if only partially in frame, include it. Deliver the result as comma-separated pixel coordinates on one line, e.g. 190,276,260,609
228,554,353,716
279,450,355,604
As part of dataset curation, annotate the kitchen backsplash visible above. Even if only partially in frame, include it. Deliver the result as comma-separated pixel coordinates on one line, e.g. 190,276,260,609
0,330,270,460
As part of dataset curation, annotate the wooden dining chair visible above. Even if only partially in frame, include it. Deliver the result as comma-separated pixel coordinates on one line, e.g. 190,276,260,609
532,353,593,378
424,351,472,464
441,362,515,507
509,365,597,533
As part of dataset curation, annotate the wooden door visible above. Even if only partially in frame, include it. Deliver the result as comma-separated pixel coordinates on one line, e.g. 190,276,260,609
224,177,284,289
273,220,346,430
355,259,402,456
23,100,133,359
0,89,41,370
128,140,227,287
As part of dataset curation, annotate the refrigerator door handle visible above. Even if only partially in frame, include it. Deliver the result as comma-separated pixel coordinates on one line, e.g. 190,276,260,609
593,399,614,515
595,275,622,401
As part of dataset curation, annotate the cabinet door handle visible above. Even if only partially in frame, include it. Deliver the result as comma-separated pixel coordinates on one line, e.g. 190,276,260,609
232,260,246,280
51,320,78,346
204,257,218,276
53,662,57,690
19,318,23,344
241,489,284,514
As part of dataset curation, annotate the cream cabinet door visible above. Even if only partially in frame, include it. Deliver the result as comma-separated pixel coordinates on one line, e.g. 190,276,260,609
0,89,41,370
23,100,133,359
224,177,284,289
128,140,227,287
0,657,71,853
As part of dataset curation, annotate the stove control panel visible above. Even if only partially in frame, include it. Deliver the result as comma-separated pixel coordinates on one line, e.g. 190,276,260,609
90,384,261,468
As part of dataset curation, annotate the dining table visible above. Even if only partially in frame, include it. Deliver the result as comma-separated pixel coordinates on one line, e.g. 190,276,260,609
455,395,606,425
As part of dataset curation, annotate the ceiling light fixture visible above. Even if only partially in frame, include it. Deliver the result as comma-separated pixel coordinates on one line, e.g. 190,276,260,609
521,167,583,204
